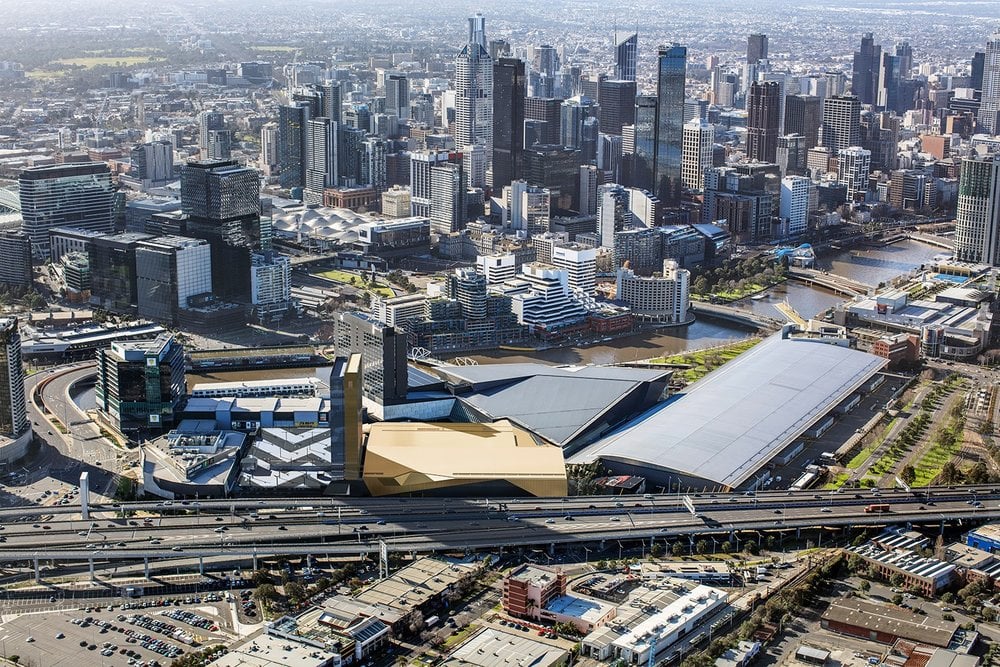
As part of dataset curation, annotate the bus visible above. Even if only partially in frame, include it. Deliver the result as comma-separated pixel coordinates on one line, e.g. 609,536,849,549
864,504,890,513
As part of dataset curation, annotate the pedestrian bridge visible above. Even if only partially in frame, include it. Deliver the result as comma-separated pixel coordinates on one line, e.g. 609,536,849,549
0,186,19,212
690,302,785,331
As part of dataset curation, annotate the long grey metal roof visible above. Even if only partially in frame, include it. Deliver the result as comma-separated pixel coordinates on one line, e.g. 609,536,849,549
569,335,887,488
438,363,670,447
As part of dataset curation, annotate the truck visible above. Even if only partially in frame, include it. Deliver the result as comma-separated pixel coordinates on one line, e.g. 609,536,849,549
864,504,890,513
425,615,441,628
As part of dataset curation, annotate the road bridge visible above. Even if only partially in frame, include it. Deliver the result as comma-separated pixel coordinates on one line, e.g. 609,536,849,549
0,186,18,212
690,302,784,332
907,232,955,250
788,268,874,296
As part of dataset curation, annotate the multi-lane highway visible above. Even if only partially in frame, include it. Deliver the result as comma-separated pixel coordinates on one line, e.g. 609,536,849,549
0,486,996,570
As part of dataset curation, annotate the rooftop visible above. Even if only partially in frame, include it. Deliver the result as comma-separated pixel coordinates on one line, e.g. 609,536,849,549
441,628,568,667
821,599,958,647
353,557,478,614
569,334,887,488
207,632,339,666
363,420,568,497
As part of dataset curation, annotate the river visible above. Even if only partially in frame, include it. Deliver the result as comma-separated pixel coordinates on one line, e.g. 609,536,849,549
465,239,944,366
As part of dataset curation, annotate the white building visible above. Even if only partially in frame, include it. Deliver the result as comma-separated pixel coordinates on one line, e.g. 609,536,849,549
628,188,659,228
837,146,871,203
371,293,427,327
381,185,412,218
682,119,714,191
454,40,493,156
476,253,518,285
463,144,488,189
250,253,292,323
551,244,597,296
615,260,691,324
506,180,550,235
502,263,589,331
780,176,812,237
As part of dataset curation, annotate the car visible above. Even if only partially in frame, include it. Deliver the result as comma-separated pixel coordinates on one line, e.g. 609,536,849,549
821,507,832,513
773,509,782,514
545,518,555,524
215,516,224,522
214,527,225,533
171,546,182,552
563,515,574,521
49,595,56,603
376,519,386,525
610,516,621,522
25,636,34,643
81,640,89,647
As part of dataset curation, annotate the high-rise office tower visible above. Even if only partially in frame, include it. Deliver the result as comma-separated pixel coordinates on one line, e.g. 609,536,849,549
579,165,600,216
972,51,986,94
747,33,768,64
877,53,904,114
895,41,913,79
0,318,28,442
630,95,657,192
837,146,871,203
361,138,388,194
954,153,1000,266
784,94,821,149
615,33,638,82
385,73,409,121
747,81,781,163
260,123,279,176
489,39,511,60
852,33,881,106
524,98,562,146
333,311,409,405
88,232,154,312
305,117,339,205
319,81,342,126
206,129,232,160
597,183,630,249
468,13,487,50
559,96,600,153
551,243,598,295
95,334,185,436
277,103,310,190
681,119,714,191
135,236,213,325
0,232,33,289
197,111,225,159
492,57,526,189
338,127,366,186
129,140,174,185
463,144,487,189
597,134,623,182
410,150,455,217
779,176,811,236
533,44,558,78
455,34,493,160
430,162,466,235
979,32,1000,135
598,79,637,136
18,163,115,257
820,95,861,155
654,44,687,204
180,160,263,302
776,134,807,176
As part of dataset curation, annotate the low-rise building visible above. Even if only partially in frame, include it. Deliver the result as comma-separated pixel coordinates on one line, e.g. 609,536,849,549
441,628,568,667
849,531,956,596
141,425,247,499
820,599,960,647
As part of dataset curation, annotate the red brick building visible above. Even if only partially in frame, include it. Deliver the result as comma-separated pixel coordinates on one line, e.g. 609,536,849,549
503,565,567,620
323,186,379,211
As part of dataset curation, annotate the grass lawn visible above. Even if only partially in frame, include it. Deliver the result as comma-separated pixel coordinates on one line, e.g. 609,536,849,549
317,269,361,283
442,624,479,649
821,471,849,490
369,285,395,297
648,338,761,383
52,56,165,68
846,418,898,469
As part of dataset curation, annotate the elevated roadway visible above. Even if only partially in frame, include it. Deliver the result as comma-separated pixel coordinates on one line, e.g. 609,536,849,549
0,486,996,578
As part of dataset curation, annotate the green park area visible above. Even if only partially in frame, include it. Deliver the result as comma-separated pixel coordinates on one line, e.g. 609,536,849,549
52,56,165,68
318,269,394,298
648,338,761,384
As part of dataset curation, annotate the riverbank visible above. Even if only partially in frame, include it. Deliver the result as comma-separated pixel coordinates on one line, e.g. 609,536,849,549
642,338,763,384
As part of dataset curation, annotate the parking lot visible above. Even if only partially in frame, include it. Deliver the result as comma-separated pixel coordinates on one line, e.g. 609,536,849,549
0,596,236,666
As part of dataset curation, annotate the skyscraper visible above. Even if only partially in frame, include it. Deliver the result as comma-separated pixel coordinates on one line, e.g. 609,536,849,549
524,97,562,146
895,41,913,78
0,318,28,443
277,103,310,190
385,73,410,121
837,146,871,203
430,162,466,235
852,33,881,106
877,53,904,113
468,13,487,50
95,334,185,436
780,176,811,236
319,81,343,126
135,236,213,325
180,160,264,302
455,29,494,159
820,95,861,155
615,33,638,82
746,81,781,163
747,33,768,65
305,117,339,205
206,129,232,160
492,57,526,189
954,153,1000,266
978,31,1000,135
654,44,687,204
18,163,115,257
681,119,714,191
630,95,657,192
409,150,455,217
784,94,821,149
559,96,600,154
598,79,637,136
197,111,225,159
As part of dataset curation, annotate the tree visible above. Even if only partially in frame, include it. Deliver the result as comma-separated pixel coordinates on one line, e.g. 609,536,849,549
900,465,916,485
940,461,961,485
672,541,685,557
967,462,989,484
696,539,709,555
890,573,905,587
744,541,760,556
891,593,903,606
859,580,871,593
284,581,307,605
251,569,272,586
253,584,277,602
721,541,732,554
650,543,663,558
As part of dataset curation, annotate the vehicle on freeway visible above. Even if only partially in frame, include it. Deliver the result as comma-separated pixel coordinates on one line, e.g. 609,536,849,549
864,504,890,513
